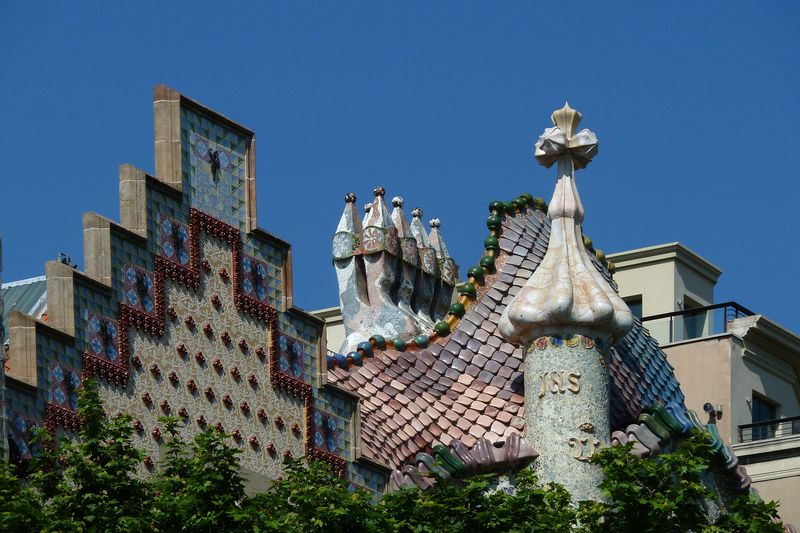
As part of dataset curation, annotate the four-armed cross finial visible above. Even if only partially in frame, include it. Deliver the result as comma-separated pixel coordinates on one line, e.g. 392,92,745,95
534,102,598,171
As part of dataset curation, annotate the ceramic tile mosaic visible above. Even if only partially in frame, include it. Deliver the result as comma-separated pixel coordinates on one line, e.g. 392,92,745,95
316,388,355,458
5,381,43,460
3,91,361,489
180,107,249,230
8,411,37,459
36,331,81,393
349,462,389,496
279,315,321,386
73,280,117,350
85,312,119,363
111,232,154,304
98,236,308,479
275,333,308,383
308,406,342,456
241,254,271,303
158,215,191,266
122,265,156,315
242,239,283,308
146,187,188,255
47,362,80,410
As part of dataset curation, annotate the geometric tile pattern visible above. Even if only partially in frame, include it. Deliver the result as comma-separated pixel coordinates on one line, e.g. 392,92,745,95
8,410,37,460
278,316,321,388
47,361,80,410
36,330,81,396
111,232,154,304
3,99,355,487
99,236,307,477
329,206,687,469
242,239,284,308
307,406,341,456
241,254,271,303
349,462,389,498
146,187,187,251
73,280,116,351
316,388,356,459
274,333,308,385
181,106,249,230
84,312,119,363
122,265,156,315
158,215,191,267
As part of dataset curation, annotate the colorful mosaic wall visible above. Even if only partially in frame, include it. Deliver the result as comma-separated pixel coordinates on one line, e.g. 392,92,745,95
242,239,284,309
3,88,382,492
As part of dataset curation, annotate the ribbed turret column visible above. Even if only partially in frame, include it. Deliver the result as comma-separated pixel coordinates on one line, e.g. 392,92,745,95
522,335,610,501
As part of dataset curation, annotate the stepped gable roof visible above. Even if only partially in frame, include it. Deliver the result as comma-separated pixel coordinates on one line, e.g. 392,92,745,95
329,203,686,468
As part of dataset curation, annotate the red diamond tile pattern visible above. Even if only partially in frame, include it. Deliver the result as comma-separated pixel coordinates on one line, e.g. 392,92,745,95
330,208,686,468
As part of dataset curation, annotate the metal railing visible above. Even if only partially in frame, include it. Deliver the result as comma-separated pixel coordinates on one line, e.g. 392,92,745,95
640,301,755,344
739,415,800,443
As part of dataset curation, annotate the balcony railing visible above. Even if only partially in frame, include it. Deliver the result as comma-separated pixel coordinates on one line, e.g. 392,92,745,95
640,301,755,344
739,415,800,443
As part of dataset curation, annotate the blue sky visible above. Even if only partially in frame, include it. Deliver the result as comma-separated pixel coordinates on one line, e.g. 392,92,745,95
2,2,799,331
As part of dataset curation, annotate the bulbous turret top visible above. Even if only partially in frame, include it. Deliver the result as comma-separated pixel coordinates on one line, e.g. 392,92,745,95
499,103,633,345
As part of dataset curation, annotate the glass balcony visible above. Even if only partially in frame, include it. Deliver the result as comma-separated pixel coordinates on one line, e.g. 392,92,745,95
641,301,755,344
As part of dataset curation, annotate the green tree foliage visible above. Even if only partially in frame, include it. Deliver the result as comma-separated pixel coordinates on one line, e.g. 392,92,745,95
0,388,788,531
246,458,378,532
577,433,783,533
149,418,248,531
31,379,151,531
0,455,44,530
375,468,576,533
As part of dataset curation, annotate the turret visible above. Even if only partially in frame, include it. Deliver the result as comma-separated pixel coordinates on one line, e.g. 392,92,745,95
499,103,634,501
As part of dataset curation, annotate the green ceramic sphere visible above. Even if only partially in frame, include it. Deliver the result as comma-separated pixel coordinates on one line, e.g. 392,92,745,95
458,282,477,298
414,335,430,348
480,255,495,270
467,266,484,281
483,235,499,250
489,201,504,214
486,215,502,230
448,302,466,318
369,335,387,351
434,321,451,336
392,338,406,352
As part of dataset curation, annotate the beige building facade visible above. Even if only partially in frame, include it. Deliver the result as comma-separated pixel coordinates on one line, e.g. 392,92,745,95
608,243,800,525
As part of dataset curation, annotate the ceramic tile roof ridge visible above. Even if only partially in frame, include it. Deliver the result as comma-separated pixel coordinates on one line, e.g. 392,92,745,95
328,205,549,466
387,432,539,491
328,195,687,469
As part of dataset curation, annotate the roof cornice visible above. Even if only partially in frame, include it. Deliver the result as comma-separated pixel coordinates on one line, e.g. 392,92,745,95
608,242,722,283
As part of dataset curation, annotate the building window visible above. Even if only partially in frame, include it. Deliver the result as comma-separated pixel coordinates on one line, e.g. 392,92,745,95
751,394,778,441
624,296,642,319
